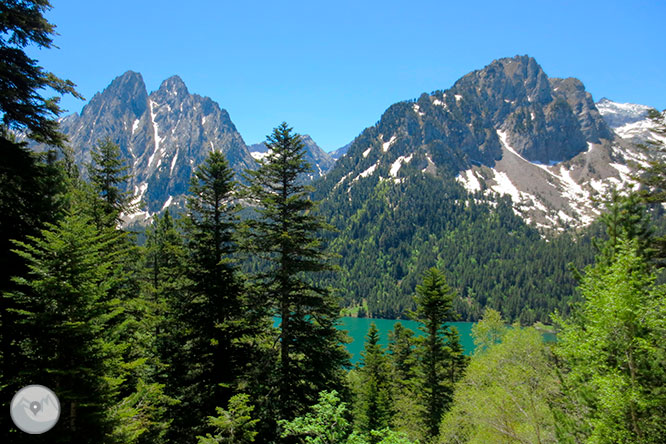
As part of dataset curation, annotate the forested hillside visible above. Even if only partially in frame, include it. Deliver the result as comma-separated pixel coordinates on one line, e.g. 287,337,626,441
316,167,599,322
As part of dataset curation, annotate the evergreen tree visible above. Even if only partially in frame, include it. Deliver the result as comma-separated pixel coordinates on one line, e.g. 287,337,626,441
387,323,416,389
355,323,392,440
411,267,463,441
8,209,125,442
197,394,259,444
136,209,187,443
243,122,349,428
0,1,79,434
86,137,133,228
597,189,653,265
635,108,666,265
167,150,247,442
0,0,82,146
386,323,422,441
0,139,67,438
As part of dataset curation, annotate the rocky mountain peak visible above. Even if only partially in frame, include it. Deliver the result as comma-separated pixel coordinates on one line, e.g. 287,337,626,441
37,72,255,222
453,55,553,110
82,70,148,121
321,55,646,233
155,75,189,98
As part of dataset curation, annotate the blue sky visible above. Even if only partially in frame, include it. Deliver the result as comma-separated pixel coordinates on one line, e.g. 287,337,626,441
33,0,666,152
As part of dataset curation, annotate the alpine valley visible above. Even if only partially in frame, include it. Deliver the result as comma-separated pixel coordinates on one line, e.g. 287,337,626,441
41,55,665,322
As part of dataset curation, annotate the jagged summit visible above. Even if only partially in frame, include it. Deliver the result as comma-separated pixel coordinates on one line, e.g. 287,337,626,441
50,72,254,221
319,55,657,231
156,75,189,97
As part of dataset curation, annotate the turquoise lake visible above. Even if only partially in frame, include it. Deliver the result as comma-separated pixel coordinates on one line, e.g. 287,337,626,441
274,317,555,364
338,317,475,364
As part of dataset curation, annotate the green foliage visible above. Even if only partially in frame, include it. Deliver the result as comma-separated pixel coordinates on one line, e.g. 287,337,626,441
280,390,417,444
0,0,82,146
411,268,466,441
636,109,666,205
596,189,653,265
8,209,126,442
354,323,392,439
439,326,559,444
634,108,666,266
280,390,352,444
553,239,666,443
470,308,507,354
87,137,133,228
243,122,349,426
197,394,259,444
0,138,67,439
166,150,248,442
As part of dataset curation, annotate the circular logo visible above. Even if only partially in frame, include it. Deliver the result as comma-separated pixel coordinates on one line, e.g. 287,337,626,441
10,385,60,434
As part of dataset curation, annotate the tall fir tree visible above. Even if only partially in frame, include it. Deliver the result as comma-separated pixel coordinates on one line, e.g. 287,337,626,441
597,189,653,265
1,1,80,434
86,137,133,229
387,323,416,387
8,209,126,443
82,136,168,443
0,138,67,439
411,267,465,442
386,323,423,441
635,108,666,265
243,122,349,433
354,323,391,441
166,150,248,443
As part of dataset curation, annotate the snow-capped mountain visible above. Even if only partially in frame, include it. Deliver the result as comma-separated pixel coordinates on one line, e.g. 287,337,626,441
47,71,255,222
597,98,664,143
41,71,342,223
318,55,664,232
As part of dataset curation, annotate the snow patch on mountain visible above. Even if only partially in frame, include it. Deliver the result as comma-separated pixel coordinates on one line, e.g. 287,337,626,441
359,163,378,179
170,149,179,174
251,150,270,161
456,169,481,193
382,135,397,152
148,100,164,167
161,195,173,211
390,154,413,177
490,171,522,203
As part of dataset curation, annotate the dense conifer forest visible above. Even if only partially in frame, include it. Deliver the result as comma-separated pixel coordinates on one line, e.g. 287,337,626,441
1,2,665,443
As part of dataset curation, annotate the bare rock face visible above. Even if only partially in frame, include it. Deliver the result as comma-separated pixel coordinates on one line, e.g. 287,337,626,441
53,72,255,219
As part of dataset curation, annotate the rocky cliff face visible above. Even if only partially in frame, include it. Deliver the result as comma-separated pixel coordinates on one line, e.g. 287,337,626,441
52,71,255,221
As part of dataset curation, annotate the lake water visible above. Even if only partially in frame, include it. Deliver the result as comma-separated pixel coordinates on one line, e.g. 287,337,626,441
273,317,555,364
337,317,475,364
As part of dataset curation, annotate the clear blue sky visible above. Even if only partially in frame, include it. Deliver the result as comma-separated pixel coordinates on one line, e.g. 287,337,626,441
32,0,666,152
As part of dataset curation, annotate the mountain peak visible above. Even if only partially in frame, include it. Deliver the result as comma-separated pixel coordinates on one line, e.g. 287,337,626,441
82,70,148,120
111,70,145,88
157,75,189,97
